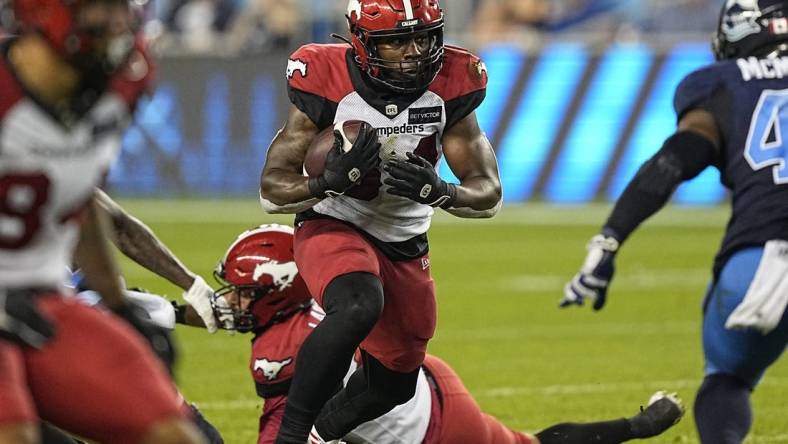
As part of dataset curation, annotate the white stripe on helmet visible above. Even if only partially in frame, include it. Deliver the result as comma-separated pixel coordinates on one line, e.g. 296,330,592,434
403,0,414,20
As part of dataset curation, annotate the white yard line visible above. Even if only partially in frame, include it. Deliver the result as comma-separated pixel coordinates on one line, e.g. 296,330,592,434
193,377,787,409
747,435,788,443
503,269,711,292
476,379,698,398
116,200,730,227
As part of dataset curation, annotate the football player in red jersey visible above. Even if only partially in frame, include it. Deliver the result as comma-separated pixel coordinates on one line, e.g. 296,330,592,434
0,1,204,443
212,225,685,444
259,1,502,442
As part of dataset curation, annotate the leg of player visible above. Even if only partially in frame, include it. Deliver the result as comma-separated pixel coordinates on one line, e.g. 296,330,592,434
0,421,106,444
74,288,223,444
0,425,38,444
23,298,205,444
534,392,684,444
313,352,419,440
310,244,436,442
275,273,384,444
0,337,41,444
425,355,684,444
694,248,788,444
137,419,207,444
40,423,82,444
694,375,752,444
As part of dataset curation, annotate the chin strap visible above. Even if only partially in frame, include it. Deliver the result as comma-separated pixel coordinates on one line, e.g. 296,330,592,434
760,42,788,58
330,33,353,46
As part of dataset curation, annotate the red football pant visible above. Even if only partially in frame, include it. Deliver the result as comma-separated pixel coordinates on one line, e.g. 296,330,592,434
0,294,187,444
424,355,535,444
294,219,437,372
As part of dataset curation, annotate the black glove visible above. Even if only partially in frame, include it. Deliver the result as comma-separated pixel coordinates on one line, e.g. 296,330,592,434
383,151,457,207
115,303,177,373
308,124,381,198
0,289,55,349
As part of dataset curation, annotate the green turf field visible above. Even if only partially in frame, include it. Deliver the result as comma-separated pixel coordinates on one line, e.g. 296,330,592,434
114,199,788,444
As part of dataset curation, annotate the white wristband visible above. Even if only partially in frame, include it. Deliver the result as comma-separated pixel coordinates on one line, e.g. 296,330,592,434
183,276,218,333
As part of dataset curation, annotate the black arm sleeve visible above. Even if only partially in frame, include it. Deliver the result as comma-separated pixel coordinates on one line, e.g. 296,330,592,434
287,86,338,130
444,89,486,130
604,130,718,242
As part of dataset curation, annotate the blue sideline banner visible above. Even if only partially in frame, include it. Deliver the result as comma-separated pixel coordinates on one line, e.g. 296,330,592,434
109,43,725,204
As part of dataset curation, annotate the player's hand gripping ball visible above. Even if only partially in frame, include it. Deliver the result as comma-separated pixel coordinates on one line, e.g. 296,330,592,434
305,120,381,198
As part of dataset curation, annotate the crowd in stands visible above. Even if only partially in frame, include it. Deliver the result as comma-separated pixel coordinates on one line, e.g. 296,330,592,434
133,0,339,54
473,0,720,47
0,0,721,54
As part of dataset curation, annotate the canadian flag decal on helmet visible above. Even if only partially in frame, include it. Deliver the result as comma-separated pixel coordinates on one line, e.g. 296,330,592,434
253,261,299,291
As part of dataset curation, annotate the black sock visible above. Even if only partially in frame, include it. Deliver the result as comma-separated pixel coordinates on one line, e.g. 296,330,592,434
275,403,321,444
536,419,633,444
274,273,384,444
694,374,752,444
315,352,418,439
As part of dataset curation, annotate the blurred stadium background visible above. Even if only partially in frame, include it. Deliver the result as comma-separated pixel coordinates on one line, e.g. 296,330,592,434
8,0,786,442
105,0,728,203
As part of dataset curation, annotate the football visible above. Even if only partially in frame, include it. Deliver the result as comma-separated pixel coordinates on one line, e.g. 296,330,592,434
304,120,374,177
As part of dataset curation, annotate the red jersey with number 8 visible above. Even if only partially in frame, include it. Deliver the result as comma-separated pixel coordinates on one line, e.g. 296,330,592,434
0,42,153,290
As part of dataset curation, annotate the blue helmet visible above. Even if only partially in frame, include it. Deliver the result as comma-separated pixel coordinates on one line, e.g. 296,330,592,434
713,0,788,60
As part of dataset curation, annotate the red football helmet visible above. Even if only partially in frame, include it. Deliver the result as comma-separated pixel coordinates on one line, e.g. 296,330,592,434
346,0,444,93
213,224,312,333
12,0,135,72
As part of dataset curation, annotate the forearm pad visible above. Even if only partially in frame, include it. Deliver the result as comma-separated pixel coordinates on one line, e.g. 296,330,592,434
605,130,717,242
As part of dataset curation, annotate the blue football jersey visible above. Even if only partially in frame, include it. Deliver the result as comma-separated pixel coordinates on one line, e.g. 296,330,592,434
674,56,788,276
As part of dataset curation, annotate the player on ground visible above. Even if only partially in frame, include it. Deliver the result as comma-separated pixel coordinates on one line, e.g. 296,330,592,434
561,1,788,443
211,224,684,444
259,1,502,442
0,1,205,443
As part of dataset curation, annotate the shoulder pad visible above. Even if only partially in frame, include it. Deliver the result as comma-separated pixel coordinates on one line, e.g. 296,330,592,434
674,62,728,120
287,44,354,103
429,45,488,101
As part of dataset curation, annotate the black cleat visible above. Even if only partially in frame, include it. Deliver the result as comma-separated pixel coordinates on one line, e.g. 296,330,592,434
629,391,685,438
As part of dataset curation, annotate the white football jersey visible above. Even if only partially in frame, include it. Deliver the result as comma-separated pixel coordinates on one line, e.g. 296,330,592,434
287,43,488,242
0,46,152,289
313,91,446,242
